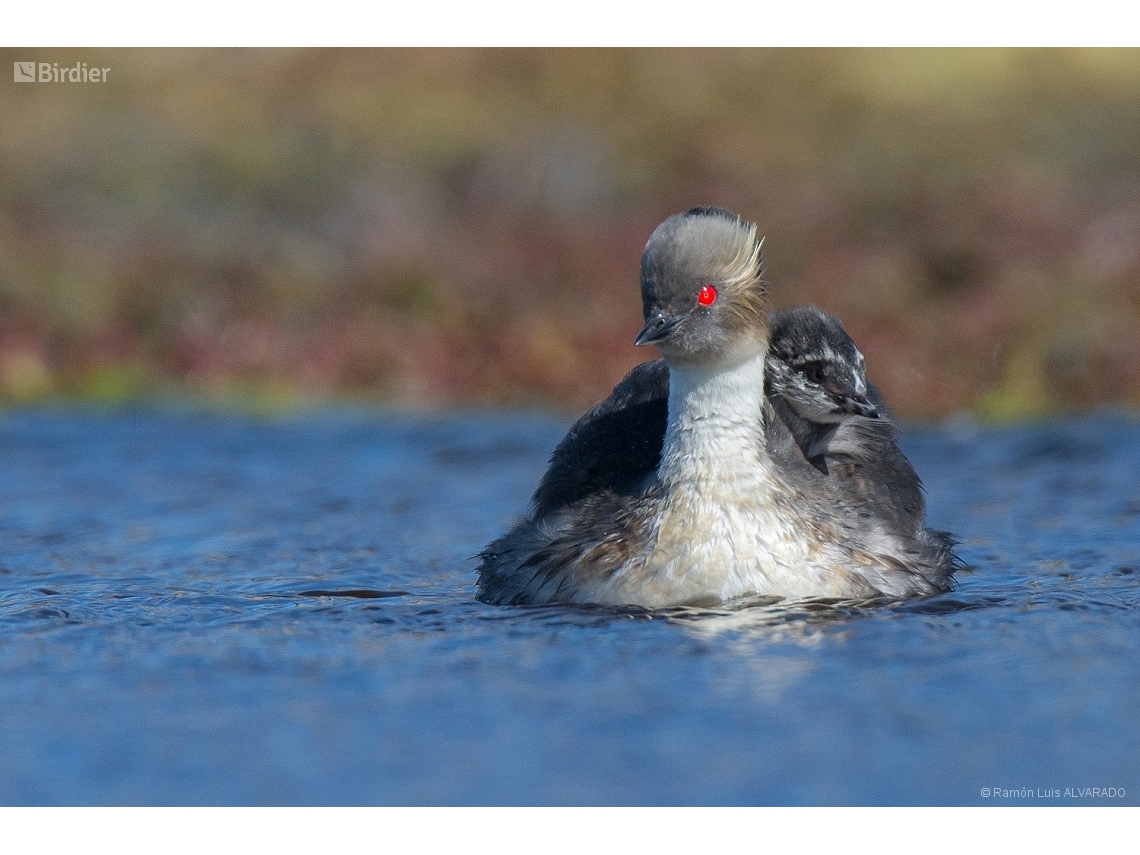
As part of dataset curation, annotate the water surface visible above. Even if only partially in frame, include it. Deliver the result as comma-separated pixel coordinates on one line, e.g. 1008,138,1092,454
1,405,1137,805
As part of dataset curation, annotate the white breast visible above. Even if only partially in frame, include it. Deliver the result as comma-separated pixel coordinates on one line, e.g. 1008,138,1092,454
590,350,865,607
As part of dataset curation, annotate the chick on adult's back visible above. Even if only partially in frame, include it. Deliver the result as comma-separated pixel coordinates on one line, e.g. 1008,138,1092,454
763,306,958,589
477,207,952,607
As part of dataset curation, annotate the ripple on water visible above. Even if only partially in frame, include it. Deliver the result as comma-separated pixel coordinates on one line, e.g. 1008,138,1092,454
0,406,1137,805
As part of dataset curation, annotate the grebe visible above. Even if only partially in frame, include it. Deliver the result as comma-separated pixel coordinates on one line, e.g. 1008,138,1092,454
477,207,957,607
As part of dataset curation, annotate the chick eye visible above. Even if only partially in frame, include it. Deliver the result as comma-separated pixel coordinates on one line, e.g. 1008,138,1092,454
802,363,825,384
697,284,717,306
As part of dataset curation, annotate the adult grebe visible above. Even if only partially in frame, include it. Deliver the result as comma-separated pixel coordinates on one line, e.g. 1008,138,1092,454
477,207,957,606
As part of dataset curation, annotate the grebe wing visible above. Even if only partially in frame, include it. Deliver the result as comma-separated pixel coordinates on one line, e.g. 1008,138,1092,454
531,359,669,518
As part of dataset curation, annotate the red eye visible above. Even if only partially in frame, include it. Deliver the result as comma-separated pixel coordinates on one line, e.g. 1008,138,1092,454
697,284,717,306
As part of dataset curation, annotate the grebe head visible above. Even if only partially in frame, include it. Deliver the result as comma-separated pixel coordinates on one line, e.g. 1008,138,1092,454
635,206,768,369
767,306,879,423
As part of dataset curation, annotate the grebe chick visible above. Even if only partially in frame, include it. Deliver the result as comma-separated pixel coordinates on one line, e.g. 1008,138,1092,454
765,305,881,459
764,306,957,581
765,306,924,524
477,207,955,607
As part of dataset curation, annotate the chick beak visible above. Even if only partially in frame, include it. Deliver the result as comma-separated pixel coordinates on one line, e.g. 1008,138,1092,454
634,312,684,347
841,390,880,419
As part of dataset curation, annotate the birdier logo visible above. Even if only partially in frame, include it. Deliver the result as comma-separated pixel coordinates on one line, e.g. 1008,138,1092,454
13,61,110,83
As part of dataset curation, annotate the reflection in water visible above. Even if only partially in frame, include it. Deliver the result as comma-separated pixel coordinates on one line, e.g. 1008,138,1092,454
0,407,1138,805
664,596,859,638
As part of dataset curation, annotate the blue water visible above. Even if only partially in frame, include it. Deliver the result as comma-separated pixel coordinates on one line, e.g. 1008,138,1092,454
1,405,1137,805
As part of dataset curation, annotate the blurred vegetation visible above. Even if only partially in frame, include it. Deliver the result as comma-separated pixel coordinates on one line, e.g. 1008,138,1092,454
2,48,1140,419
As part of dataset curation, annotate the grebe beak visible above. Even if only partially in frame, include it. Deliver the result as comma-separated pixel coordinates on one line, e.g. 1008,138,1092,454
635,312,684,347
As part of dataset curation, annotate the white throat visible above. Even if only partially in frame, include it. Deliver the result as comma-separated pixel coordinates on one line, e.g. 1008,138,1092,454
659,349,769,483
